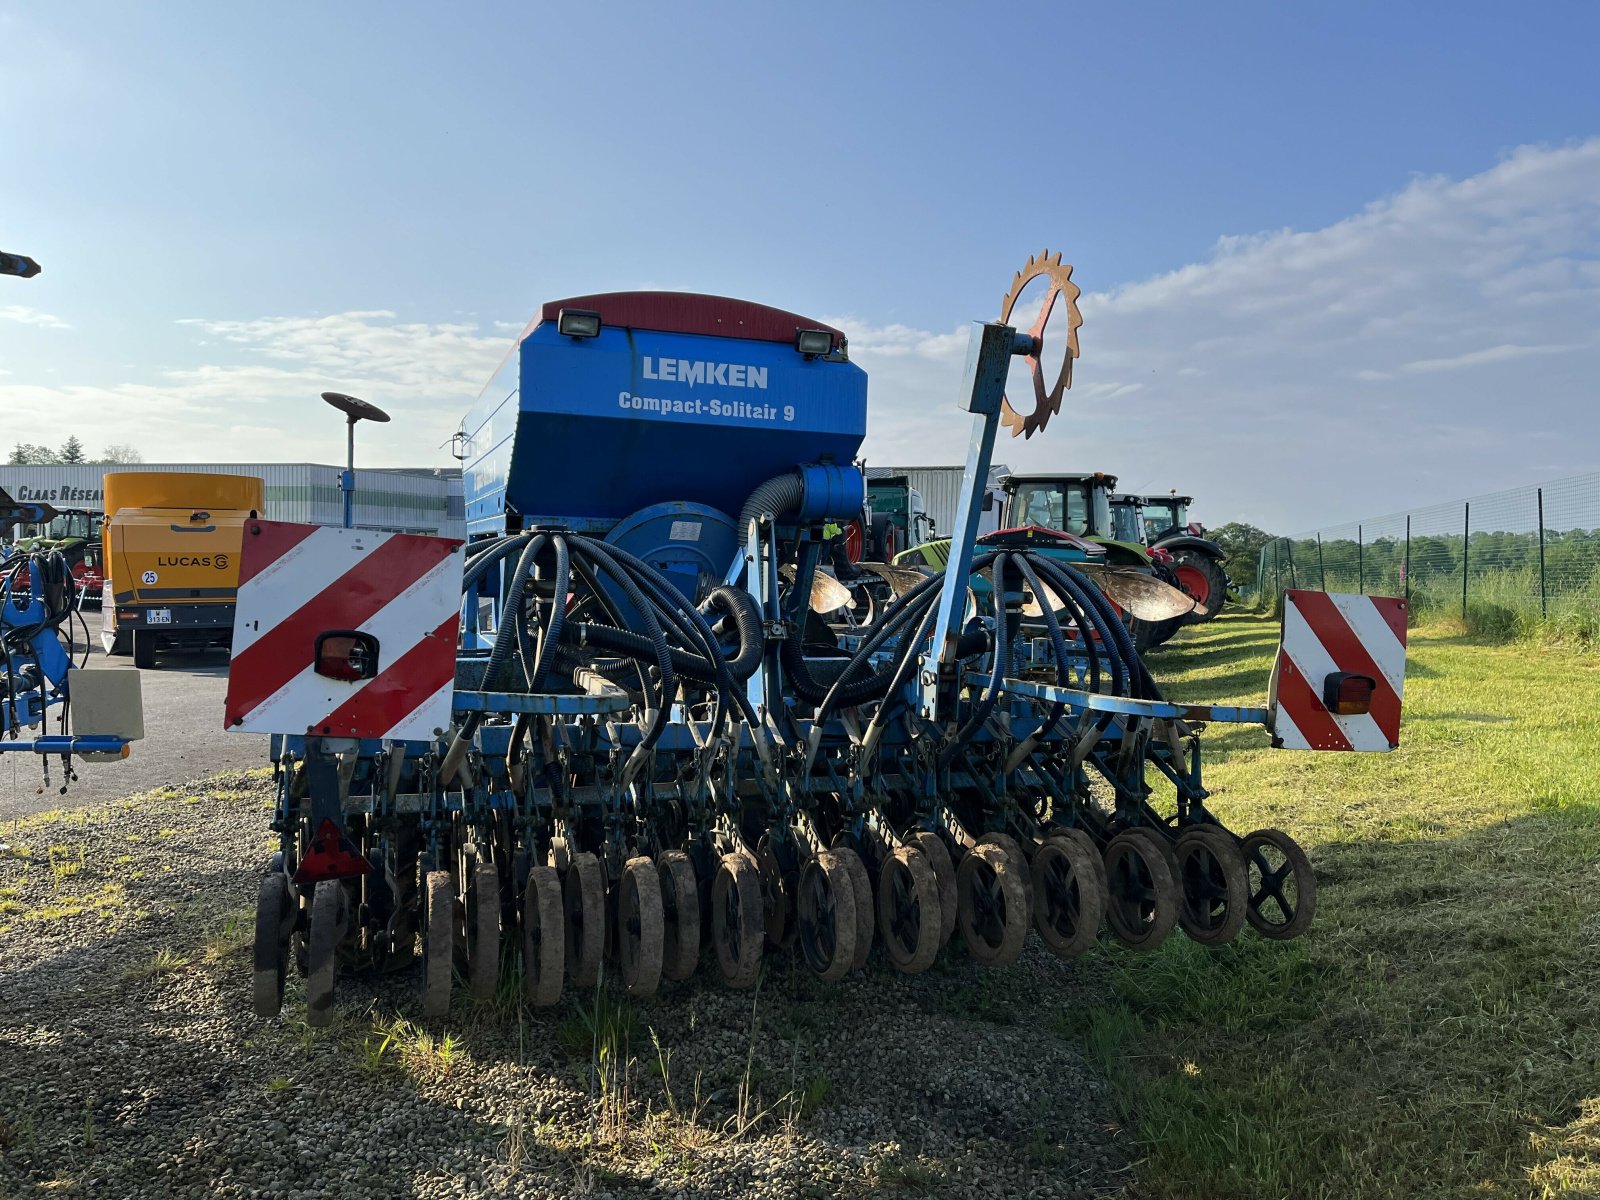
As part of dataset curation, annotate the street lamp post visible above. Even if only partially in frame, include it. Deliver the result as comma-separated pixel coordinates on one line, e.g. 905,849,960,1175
320,392,392,529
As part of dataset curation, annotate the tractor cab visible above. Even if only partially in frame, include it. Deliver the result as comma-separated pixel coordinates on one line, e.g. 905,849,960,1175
997,472,1151,568
1135,493,1194,543
1110,493,1146,546
1123,491,1229,625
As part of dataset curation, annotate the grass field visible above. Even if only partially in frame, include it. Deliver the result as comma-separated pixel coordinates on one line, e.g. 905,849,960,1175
1091,612,1600,1199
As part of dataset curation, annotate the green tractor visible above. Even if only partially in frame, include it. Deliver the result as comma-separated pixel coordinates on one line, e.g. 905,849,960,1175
13,508,106,597
1115,491,1229,625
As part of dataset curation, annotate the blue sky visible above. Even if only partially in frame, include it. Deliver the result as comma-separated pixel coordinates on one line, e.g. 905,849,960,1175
3,1,1599,530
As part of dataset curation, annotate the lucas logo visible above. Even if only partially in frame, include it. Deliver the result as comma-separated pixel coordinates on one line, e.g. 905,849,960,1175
156,554,229,569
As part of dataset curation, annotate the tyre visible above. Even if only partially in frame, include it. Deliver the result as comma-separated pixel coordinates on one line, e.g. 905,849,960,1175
132,629,156,670
1169,551,1228,625
1102,830,1179,951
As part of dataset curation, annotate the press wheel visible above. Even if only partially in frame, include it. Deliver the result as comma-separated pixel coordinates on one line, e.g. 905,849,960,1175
564,852,606,989
711,852,764,988
797,850,857,983
305,879,348,1028
1175,827,1248,945
522,865,564,1006
830,837,874,969
977,831,1034,927
1241,829,1317,940
657,849,701,982
252,874,292,1018
468,860,501,1001
1031,832,1105,958
875,847,940,974
956,842,1029,967
756,836,794,949
618,856,665,998
1103,830,1179,951
421,870,453,1018
910,830,957,947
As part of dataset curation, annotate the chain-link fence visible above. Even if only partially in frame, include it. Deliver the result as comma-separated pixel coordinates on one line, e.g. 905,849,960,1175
1257,473,1600,632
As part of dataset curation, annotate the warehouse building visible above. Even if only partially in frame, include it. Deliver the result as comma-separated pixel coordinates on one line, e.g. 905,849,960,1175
0,462,464,538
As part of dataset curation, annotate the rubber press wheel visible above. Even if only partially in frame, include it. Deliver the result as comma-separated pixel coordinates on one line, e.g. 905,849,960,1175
1174,828,1248,946
1241,829,1317,940
657,850,701,982
468,860,501,1001
305,879,348,1028
1031,831,1106,958
421,870,454,1019
564,853,606,989
796,850,857,983
877,846,941,974
977,832,1034,928
252,874,292,1018
617,856,665,998
522,865,564,1007
1103,831,1179,951
711,852,764,989
910,830,957,948
956,843,1029,968
829,837,875,970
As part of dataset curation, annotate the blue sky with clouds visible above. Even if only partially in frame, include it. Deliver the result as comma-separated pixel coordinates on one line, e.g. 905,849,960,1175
3,1,1599,530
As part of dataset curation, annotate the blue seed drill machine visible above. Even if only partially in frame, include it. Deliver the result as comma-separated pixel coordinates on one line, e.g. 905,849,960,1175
241,254,1408,1023
2,486,144,789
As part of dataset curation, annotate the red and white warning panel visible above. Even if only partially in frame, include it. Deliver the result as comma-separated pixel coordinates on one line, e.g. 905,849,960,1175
1269,590,1407,752
224,521,464,740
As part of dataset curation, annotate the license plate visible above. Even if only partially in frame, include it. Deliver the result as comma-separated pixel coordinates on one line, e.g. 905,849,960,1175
147,609,172,625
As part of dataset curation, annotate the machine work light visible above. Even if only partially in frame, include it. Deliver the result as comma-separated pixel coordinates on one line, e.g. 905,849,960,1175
795,329,834,358
557,309,602,339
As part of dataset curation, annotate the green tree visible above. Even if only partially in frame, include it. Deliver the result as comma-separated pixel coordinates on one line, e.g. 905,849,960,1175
1208,521,1276,590
58,436,86,463
7,442,59,465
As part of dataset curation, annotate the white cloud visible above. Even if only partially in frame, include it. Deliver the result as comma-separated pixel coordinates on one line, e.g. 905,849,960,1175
846,139,1600,531
0,305,69,330
0,311,509,465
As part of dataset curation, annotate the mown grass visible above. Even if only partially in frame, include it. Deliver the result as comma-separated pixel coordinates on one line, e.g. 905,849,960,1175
1098,613,1600,1199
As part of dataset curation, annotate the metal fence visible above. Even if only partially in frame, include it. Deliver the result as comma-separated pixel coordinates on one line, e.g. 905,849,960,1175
1257,472,1600,619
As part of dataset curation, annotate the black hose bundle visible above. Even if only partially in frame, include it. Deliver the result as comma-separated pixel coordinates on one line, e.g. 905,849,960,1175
456,524,1161,772
459,531,765,752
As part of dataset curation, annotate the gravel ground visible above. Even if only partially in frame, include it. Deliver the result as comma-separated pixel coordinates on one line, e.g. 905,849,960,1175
0,774,1129,1199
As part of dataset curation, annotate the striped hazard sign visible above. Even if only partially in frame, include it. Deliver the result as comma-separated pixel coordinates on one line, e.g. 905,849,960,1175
1269,590,1407,752
224,521,464,740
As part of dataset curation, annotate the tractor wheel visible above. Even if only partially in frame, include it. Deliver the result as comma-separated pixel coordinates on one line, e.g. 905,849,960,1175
132,630,157,670
1170,551,1228,625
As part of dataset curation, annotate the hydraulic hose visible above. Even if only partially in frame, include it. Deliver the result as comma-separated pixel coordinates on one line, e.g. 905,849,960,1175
698,586,765,681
